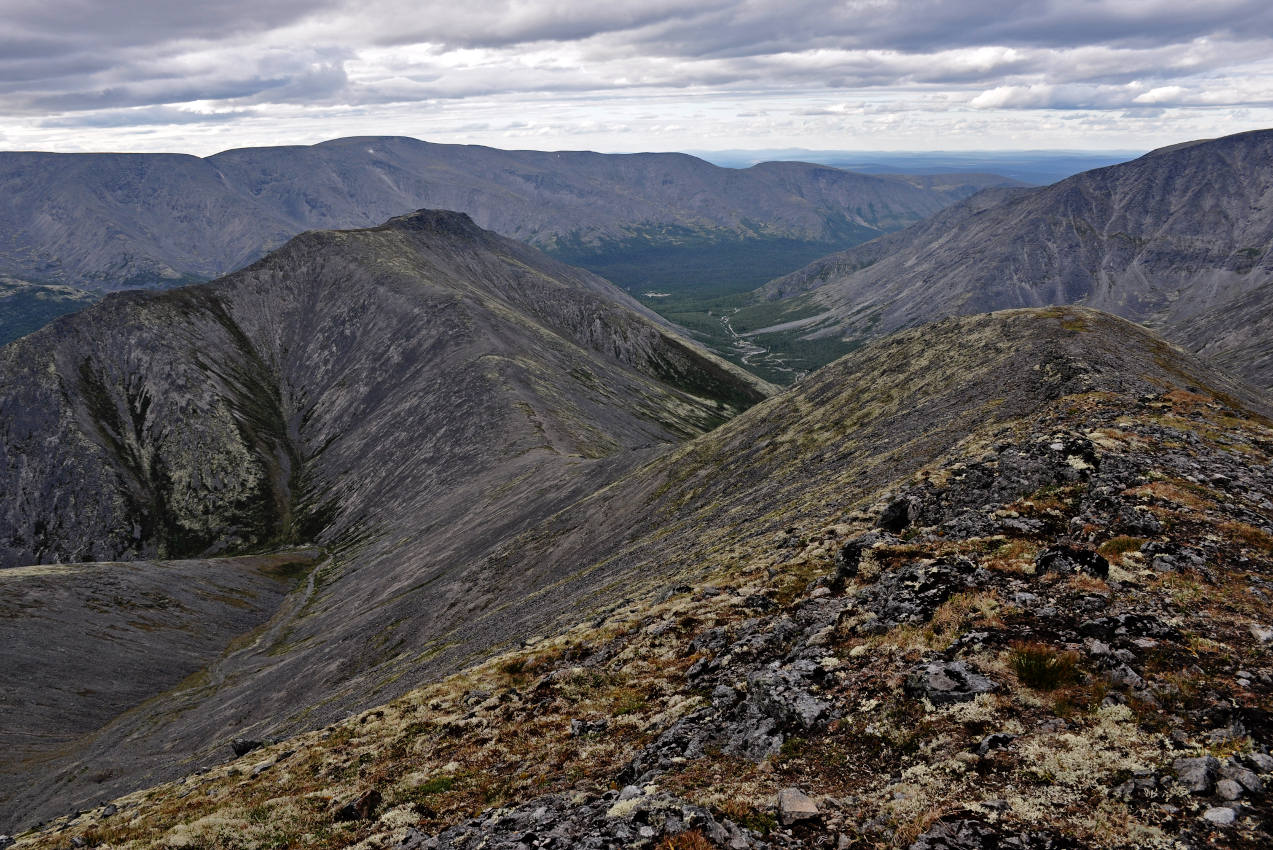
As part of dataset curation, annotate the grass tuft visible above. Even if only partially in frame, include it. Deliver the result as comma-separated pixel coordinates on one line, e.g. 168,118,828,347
1009,642,1082,691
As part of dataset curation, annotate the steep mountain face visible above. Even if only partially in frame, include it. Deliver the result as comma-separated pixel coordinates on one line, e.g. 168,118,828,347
758,129,1273,389
0,137,1001,298
13,307,1273,849
0,210,770,828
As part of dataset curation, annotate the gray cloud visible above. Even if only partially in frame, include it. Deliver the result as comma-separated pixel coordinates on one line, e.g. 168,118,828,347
40,106,257,128
3,0,1272,153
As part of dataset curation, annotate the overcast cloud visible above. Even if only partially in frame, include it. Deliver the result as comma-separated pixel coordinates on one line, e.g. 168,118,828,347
2,0,1271,154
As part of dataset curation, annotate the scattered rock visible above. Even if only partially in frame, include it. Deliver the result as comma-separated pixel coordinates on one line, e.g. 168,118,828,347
905,661,996,705
1215,778,1244,800
1079,614,1178,641
1220,760,1264,794
1241,752,1273,774
400,789,760,849
777,787,820,826
908,818,1077,850
1201,806,1236,826
569,718,609,737
975,733,1016,756
1250,624,1273,645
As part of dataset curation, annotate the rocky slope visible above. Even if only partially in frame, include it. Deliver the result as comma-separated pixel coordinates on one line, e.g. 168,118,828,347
0,137,1007,298
8,307,1272,849
0,210,770,829
757,129,1273,390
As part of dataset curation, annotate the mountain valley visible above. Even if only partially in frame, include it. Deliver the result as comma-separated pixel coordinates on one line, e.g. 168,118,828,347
0,138,1020,348
746,129,1273,391
5,306,1272,849
0,209,768,829
0,128,1271,850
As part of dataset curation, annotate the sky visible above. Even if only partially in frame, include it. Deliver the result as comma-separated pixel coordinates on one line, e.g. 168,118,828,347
2,0,1273,156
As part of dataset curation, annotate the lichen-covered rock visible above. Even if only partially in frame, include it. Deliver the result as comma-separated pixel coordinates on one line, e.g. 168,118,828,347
855,556,987,627
397,789,761,849
1173,756,1220,794
905,661,997,705
777,787,820,826
1034,543,1109,579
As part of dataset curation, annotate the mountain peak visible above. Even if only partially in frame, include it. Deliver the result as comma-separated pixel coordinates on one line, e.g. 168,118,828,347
375,207,487,239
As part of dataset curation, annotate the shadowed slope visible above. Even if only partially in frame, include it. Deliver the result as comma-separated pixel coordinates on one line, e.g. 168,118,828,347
759,129,1273,389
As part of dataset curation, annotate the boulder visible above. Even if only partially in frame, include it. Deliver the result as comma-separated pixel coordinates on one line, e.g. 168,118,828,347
777,787,820,826
231,738,265,758
905,661,996,706
1035,544,1109,579
878,497,920,532
334,789,382,822
1173,756,1219,794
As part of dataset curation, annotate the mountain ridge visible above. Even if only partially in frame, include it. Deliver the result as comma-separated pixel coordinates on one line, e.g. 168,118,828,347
0,210,771,827
8,306,1273,848
0,136,1015,297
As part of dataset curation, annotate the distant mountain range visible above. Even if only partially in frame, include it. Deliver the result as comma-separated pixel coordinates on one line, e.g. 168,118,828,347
0,137,1022,346
754,129,1273,390
692,149,1140,184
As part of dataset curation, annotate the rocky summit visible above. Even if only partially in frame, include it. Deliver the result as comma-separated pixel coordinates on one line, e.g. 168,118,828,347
5,306,1272,849
757,129,1273,391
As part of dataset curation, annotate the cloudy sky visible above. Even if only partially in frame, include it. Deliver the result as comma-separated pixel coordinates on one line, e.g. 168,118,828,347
3,0,1272,156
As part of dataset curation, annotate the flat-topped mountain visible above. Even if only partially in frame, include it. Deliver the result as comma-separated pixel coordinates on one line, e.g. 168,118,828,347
0,209,769,827
757,129,1273,390
0,137,1011,300
11,307,1273,848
